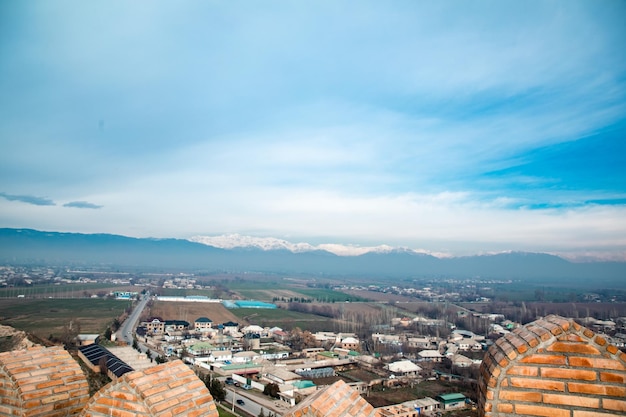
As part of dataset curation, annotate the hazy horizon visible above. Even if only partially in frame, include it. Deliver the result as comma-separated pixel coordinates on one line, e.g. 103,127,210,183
1,2,625,261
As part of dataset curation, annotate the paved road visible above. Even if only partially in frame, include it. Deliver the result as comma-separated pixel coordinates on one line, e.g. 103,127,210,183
225,388,281,417
116,292,150,345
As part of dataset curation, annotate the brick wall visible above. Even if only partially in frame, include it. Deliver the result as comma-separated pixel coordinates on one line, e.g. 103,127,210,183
283,380,379,417
0,345,90,417
80,360,219,417
478,315,626,417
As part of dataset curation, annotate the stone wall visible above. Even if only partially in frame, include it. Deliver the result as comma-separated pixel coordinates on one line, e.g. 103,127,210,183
478,315,626,417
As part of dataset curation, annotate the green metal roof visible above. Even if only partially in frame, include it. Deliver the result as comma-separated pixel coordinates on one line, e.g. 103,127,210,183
437,393,466,403
292,380,316,389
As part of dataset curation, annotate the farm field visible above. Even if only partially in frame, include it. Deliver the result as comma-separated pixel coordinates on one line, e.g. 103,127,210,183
342,289,419,303
0,298,129,339
224,278,369,303
364,379,477,408
0,283,137,299
148,301,241,325
459,301,626,320
228,307,331,330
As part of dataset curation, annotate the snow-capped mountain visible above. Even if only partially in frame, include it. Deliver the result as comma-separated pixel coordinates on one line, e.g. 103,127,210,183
188,234,439,257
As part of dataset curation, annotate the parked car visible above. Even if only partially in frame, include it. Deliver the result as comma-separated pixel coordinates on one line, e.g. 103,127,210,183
225,377,234,385
236,399,245,405
242,384,252,390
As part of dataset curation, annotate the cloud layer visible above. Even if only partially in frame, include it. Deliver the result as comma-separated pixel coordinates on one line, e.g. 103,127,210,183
0,1,625,260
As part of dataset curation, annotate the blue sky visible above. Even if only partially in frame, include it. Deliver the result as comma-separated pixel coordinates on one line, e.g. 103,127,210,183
1,1,625,260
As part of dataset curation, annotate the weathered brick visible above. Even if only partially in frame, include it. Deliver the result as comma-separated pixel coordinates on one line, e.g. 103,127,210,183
546,315,571,331
79,361,219,417
594,335,606,346
515,404,570,417
573,411,623,417
527,323,553,342
541,367,597,381
497,403,513,413
506,365,539,376
521,353,566,365
568,382,626,397
499,390,542,402
569,357,625,370
543,393,599,408
599,371,626,383
546,341,601,355
515,327,540,348
603,398,626,412
509,377,565,391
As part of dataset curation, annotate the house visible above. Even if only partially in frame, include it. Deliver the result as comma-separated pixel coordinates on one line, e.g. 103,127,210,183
387,360,422,377
144,317,166,334
340,336,359,350
221,321,239,334
187,342,214,356
436,393,466,410
451,353,474,368
406,336,437,349
418,350,443,362
270,327,289,342
194,317,213,331
411,397,440,414
242,324,264,335
232,351,259,363
208,349,232,363
165,320,189,332
377,403,419,417
265,367,302,385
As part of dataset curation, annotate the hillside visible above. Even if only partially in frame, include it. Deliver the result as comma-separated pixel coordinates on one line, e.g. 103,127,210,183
1,228,625,285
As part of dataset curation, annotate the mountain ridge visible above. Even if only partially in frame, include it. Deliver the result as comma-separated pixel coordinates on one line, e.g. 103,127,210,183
0,228,624,285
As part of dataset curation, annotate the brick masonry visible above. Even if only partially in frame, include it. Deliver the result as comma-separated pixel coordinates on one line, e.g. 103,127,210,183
0,345,90,417
1,345,218,417
80,360,218,417
283,380,379,417
478,315,626,417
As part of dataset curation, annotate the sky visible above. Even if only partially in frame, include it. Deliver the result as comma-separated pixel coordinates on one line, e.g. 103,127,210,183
1,1,625,260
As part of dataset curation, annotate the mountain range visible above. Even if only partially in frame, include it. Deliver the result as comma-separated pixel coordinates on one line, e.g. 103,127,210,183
189,234,434,256
1,228,624,286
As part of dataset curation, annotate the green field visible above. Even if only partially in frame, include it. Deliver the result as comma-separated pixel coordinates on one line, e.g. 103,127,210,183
294,288,369,302
0,283,130,298
0,298,130,339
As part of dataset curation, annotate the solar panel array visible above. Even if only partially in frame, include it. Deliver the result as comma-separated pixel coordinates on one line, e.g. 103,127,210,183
78,344,134,378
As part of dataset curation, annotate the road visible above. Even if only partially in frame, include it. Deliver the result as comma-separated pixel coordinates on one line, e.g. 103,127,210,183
226,388,278,417
117,292,150,345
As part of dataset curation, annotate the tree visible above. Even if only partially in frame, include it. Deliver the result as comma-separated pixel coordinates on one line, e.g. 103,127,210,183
204,375,226,402
263,383,280,399
61,318,81,347
112,318,121,331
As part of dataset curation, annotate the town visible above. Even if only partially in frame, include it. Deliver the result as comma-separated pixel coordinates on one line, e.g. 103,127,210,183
1,264,626,416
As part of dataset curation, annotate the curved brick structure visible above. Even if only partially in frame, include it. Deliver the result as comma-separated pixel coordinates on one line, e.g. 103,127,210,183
0,345,90,417
284,380,378,417
80,360,218,417
478,314,626,417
